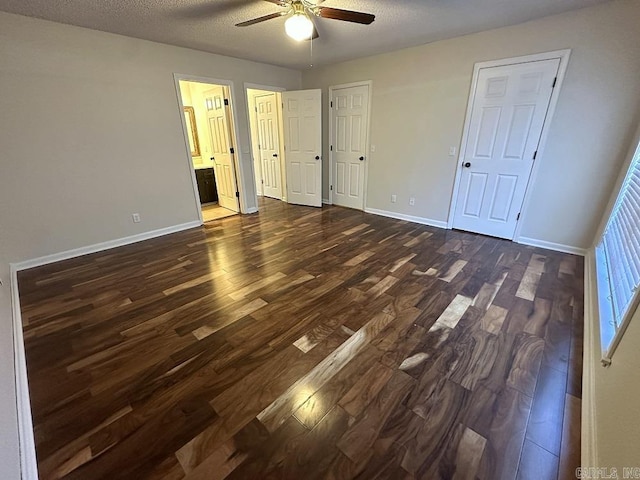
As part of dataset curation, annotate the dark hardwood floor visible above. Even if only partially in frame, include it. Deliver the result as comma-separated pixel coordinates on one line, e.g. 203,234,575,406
18,198,583,480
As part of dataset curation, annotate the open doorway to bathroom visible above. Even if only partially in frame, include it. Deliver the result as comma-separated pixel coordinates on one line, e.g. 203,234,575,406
177,79,240,222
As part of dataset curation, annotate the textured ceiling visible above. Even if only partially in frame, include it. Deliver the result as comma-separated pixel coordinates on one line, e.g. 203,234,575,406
0,0,610,70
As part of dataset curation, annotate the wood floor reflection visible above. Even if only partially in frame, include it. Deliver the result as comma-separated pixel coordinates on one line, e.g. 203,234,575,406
202,202,237,222
19,197,583,479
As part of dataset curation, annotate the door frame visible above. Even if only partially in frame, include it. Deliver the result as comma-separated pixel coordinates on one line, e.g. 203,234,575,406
328,80,373,209
244,83,287,203
446,49,571,241
173,73,245,221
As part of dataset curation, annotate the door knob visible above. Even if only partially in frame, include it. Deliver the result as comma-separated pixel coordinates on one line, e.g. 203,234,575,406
273,153,278,158
359,156,365,161
463,162,471,168
211,157,215,161
315,155,320,160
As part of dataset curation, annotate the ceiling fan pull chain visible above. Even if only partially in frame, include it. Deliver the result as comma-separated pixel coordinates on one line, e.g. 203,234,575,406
309,28,313,68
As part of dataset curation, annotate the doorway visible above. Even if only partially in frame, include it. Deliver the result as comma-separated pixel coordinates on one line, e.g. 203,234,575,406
329,81,372,211
247,87,286,201
448,50,571,240
281,89,323,207
176,78,241,222
247,86,323,208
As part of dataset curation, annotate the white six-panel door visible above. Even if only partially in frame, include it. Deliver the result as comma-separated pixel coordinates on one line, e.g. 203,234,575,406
205,86,239,212
282,89,322,207
255,93,282,200
452,59,560,239
331,84,369,210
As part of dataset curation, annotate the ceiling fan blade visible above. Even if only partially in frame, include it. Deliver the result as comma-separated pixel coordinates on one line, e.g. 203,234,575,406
317,7,375,25
263,0,288,5
236,11,287,27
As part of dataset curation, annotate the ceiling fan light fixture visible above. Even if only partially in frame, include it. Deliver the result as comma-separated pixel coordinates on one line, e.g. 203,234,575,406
285,12,314,41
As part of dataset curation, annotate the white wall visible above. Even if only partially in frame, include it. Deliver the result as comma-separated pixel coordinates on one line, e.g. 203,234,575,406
0,11,300,478
2,2,640,477
591,305,640,470
178,82,206,169
247,88,267,196
585,121,640,471
0,278,19,480
182,81,221,171
302,0,640,251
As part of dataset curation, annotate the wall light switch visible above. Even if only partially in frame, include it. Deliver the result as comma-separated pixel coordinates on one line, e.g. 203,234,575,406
449,146,457,156
409,197,416,206
391,194,397,203
132,213,141,223
371,145,376,152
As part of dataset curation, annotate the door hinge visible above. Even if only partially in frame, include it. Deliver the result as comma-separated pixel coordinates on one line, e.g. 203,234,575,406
517,213,521,221
330,101,333,108
255,106,258,112
261,179,264,184
552,77,557,88
230,147,235,154
330,185,333,191
224,98,229,106
533,151,537,160
235,191,240,198
330,145,333,151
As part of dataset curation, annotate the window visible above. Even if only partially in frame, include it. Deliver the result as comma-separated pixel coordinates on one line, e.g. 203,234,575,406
596,138,640,365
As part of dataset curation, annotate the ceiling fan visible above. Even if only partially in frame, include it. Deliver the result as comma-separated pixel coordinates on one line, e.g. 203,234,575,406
236,0,375,41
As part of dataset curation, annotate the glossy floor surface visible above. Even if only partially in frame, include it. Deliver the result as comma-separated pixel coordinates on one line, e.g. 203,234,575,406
19,198,583,479
201,203,237,222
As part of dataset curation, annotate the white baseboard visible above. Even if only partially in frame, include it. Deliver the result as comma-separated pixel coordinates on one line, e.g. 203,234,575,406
582,249,599,468
517,236,586,256
9,218,203,479
12,221,201,272
6,211,593,479
10,267,38,480
364,207,448,229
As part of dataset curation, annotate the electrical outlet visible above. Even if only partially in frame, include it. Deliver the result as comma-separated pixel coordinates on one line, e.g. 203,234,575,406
409,197,416,206
391,194,397,203
449,146,457,156
132,213,141,223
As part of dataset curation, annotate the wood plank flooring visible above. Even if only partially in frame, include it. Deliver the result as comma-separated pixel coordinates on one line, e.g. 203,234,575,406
202,203,237,223
18,198,584,480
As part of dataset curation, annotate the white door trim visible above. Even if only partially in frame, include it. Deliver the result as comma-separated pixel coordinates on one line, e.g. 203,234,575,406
328,80,373,208
173,73,245,216
244,82,286,93
446,49,571,241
